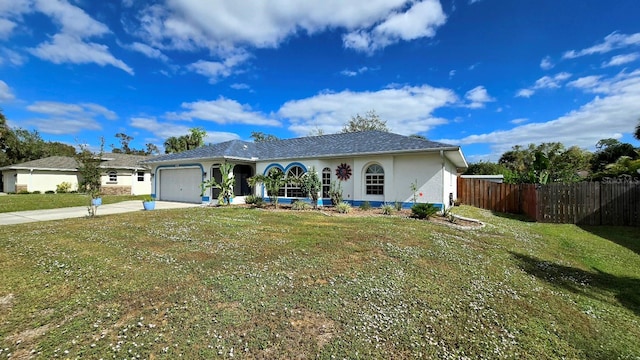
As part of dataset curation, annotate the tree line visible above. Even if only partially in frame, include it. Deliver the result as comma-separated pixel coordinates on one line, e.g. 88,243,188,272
465,136,640,183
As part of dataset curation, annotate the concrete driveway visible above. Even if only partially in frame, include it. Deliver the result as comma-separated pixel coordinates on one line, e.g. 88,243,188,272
0,200,201,226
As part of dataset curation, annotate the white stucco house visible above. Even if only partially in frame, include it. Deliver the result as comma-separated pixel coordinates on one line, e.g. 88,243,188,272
142,131,468,208
0,153,152,195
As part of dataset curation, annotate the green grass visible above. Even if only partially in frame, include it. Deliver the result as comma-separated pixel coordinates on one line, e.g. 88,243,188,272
0,206,638,359
0,193,146,213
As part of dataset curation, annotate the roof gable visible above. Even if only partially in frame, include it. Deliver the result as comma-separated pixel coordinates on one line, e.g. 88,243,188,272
0,153,151,171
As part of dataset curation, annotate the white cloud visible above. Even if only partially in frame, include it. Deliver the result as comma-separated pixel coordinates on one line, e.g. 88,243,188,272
442,70,640,156
449,69,456,78
278,84,457,136
567,75,603,92
132,0,445,56
2,0,133,74
29,34,134,75
540,56,554,70
34,0,109,38
0,80,15,101
563,32,640,59
602,53,639,68
124,42,169,62
130,116,240,145
167,97,281,127
464,86,494,108
230,83,251,90
343,0,446,53
510,118,528,124
187,51,250,83
0,47,26,66
0,18,17,39
24,101,118,134
340,66,371,77
516,72,572,97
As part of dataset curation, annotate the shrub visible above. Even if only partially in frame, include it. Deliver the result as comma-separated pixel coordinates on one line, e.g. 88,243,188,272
31,190,41,194
45,190,55,194
394,201,403,211
56,181,72,193
335,202,352,214
18,190,30,194
329,181,343,206
291,201,311,210
359,201,372,211
411,203,439,219
380,203,394,215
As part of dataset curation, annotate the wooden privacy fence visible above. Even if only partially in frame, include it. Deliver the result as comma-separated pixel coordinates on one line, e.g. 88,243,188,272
457,178,640,226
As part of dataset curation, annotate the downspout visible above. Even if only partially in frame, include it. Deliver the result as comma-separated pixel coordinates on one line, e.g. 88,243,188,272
29,168,34,192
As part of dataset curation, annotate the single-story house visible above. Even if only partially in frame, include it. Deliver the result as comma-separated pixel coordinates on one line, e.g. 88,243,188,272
142,131,468,208
0,153,152,195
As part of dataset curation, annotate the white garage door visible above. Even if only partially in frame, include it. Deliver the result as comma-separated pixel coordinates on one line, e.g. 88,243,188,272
158,167,202,203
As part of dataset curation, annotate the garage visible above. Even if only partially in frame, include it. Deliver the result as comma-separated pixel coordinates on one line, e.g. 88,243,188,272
158,167,202,203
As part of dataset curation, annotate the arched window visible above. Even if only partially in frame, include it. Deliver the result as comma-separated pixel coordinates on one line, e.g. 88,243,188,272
365,164,384,195
322,167,331,198
285,165,305,197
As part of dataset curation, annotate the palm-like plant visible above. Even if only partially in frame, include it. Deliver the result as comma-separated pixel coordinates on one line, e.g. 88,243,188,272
248,168,287,208
635,120,640,141
203,162,235,205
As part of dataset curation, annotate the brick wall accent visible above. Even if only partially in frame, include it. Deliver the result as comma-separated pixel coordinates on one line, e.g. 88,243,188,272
16,184,28,193
101,185,132,195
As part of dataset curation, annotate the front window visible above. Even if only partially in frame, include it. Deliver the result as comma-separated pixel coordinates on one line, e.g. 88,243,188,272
108,171,117,183
322,167,331,198
365,164,384,195
137,171,145,182
285,166,305,197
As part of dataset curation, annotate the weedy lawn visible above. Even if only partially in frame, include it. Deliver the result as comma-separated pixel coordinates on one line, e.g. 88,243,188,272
0,194,146,213
0,206,638,359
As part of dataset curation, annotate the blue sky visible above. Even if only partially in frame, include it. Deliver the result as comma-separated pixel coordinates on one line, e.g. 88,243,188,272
1,0,639,162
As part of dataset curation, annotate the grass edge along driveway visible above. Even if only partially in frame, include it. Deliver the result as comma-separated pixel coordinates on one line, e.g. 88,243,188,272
0,193,146,213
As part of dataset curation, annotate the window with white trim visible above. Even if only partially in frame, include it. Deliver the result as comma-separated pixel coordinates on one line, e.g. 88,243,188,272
365,164,384,195
322,167,331,198
137,171,145,182
108,171,117,183
285,165,305,197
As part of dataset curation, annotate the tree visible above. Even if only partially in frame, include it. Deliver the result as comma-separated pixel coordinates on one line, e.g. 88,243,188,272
341,110,389,133
250,131,279,142
590,138,639,179
164,128,207,154
300,166,321,209
203,162,235,205
635,119,640,141
76,138,105,216
248,168,287,208
145,143,160,155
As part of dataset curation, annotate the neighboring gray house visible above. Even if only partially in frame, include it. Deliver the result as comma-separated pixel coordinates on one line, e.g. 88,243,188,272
0,153,152,195
143,131,468,208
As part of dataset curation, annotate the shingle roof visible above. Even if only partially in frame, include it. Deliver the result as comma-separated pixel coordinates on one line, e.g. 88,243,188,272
144,131,466,166
0,153,151,171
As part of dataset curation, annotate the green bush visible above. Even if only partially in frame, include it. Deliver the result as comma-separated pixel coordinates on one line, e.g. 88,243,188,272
31,190,41,194
359,201,372,211
329,181,343,206
18,190,30,194
56,182,72,193
291,201,311,210
394,201,403,211
380,203,394,215
245,195,265,207
411,203,439,219
45,190,55,194
335,202,352,214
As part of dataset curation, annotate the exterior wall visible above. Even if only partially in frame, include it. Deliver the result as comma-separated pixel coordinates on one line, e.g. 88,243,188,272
100,170,152,195
254,153,457,208
11,170,78,193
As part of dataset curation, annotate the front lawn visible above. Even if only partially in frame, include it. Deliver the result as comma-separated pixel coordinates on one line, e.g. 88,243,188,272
0,193,146,213
0,206,638,359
